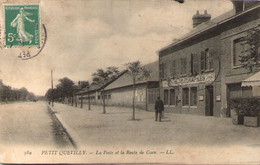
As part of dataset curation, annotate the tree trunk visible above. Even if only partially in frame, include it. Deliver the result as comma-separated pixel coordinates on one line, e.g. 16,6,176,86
102,89,106,114
132,81,136,120
80,97,83,108
75,96,78,107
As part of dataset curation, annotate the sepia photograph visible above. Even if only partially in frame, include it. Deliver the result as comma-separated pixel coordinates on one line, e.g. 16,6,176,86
0,0,260,164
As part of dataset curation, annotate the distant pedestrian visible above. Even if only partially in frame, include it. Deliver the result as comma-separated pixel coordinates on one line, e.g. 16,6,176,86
154,96,164,122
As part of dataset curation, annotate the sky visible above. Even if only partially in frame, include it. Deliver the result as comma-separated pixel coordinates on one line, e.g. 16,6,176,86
0,0,233,96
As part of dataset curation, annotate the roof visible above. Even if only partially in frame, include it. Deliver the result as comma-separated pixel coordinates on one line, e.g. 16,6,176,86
105,61,159,90
159,10,234,54
160,4,260,55
242,71,260,87
76,70,127,95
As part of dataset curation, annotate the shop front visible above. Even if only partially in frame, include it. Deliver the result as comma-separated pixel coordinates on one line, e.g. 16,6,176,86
161,72,219,116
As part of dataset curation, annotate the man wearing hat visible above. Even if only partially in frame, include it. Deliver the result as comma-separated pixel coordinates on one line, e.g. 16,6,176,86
154,96,164,122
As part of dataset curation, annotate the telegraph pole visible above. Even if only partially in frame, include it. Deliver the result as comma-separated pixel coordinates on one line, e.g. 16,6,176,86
51,70,54,107
87,86,91,110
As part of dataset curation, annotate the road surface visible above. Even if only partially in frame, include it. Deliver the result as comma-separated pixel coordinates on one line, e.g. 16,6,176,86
0,101,73,148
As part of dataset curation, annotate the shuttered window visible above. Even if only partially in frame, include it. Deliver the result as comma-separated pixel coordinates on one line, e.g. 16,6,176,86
182,88,189,106
233,38,246,66
181,58,187,75
190,87,197,106
164,89,169,105
193,53,199,74
159,62,167,78
205,49,213,70
201,51,205,72
170,89,176,105
171,60,176,78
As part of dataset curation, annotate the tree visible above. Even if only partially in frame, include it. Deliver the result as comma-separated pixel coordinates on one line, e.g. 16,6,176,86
45,88,62,102
92,67,119,114
78,81,89,89
44,77,76,104
125,61,151,120
56,77,75,103
0,80,35,102
239,25,260,72
45,88,53,101
1,86,11,101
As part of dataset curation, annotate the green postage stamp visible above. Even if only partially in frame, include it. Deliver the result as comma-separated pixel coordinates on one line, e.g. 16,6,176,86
4,5,40,47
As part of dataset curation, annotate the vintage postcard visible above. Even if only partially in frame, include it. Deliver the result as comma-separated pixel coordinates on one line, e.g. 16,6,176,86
0,0,260,164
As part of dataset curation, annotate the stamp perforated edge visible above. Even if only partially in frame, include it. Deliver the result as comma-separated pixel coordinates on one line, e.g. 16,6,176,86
2,3,41,48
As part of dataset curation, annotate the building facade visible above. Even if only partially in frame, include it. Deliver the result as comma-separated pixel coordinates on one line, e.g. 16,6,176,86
158,1,260,117
103,61,159,111
76,61,159,111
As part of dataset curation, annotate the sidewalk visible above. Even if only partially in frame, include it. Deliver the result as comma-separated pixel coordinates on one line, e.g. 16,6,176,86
49,102,260,163
50,103,260,146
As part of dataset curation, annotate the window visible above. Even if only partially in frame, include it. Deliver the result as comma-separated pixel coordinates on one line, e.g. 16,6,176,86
98,95,100,100
201,49,212,72
182,88,189,106
159,63,163,78
159,63,167,78
170,89,176,105
205,49,213,70
201,51,205,72
180,58,187,75
164,90,169,105
170,60,176,78
191,53,194,75
191,53,199,75
233,38,246,66
163,63,167,78
108,94,111,99
190,87,197,106
148,88,159,104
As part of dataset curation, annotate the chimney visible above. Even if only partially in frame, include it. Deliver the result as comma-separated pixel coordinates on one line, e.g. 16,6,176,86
192,10,211,28
230,0,260,14
230,1,244,14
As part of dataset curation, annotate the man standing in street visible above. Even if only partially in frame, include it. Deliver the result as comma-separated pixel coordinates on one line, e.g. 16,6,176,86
155,96,164,122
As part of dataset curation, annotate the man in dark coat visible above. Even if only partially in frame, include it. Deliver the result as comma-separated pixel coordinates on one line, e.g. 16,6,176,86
154,96,164,122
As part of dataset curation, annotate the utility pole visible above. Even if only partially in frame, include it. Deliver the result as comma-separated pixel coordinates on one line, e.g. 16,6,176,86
88,86,91,110
51,70,54,107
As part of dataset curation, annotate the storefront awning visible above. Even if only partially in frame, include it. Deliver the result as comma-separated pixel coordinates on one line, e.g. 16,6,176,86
241,71,260,87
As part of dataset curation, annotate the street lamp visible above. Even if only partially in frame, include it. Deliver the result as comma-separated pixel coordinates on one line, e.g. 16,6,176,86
87,86,91,110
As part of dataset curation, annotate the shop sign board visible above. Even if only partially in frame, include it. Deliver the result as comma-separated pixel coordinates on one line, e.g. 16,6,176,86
169,72,215,86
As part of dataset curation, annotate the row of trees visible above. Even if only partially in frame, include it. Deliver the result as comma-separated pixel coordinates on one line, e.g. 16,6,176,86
45,77,89,103
90,61,150,120
0,80,36,102
91,66,120,114
45,60,151,120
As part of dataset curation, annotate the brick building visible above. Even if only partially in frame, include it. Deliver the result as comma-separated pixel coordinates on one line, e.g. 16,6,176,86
158,1,260,117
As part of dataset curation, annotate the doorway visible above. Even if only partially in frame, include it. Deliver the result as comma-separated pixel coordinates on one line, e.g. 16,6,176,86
205,85,214,116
